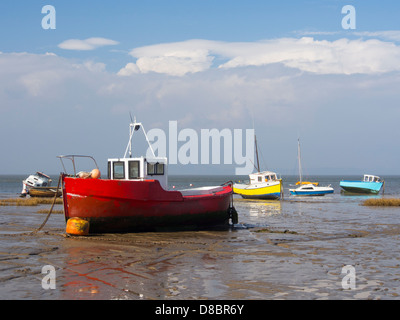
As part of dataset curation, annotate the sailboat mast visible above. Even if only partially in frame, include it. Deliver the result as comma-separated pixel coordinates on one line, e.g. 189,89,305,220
255,135,260,172
297,138,302,183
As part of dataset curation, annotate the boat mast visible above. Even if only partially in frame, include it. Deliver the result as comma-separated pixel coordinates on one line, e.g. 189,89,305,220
255,135,260,172
123,116,156,158
297,138,302,183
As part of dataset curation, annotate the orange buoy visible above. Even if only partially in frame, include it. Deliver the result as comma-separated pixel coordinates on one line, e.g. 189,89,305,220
66,217,90,236
90,168,101,179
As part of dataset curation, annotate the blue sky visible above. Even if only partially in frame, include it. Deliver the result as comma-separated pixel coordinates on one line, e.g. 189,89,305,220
1,0,400,175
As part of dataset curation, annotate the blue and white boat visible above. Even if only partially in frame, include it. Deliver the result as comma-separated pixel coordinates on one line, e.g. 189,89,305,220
289,139,334,196
340,174,384,194
290,183,334,196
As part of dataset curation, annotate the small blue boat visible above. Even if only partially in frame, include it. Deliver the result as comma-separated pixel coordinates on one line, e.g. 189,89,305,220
340,174,384,194
290,183,334,196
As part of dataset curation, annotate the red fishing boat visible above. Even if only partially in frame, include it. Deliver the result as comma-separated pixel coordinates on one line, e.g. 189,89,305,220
59,119,236,233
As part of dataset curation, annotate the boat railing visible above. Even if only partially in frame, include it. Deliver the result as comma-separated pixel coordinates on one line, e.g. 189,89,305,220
57,155,99,176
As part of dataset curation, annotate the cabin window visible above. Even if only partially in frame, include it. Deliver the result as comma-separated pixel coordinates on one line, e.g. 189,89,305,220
113,162,125,179
107,162,111,179
147,162,164,175
258,176,262,182
147,163,155,175
156,163,164,175
128,161,140,179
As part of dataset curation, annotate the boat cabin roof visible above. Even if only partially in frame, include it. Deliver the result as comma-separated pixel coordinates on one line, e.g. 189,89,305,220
249,171,278,183
35,172,51,179
363,174,382,182
250,171,278,177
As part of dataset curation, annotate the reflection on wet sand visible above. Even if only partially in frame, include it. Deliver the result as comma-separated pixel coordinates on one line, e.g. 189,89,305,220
234,198,282,218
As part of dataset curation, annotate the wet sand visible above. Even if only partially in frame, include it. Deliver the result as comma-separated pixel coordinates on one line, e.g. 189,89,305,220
1,195,400,300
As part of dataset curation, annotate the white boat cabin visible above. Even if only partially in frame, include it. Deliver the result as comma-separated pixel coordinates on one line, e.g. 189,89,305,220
24,172,52,188
21,172,52,195
106,118,170,190
249,171,279,184
363,174,382,183
107,156,168,190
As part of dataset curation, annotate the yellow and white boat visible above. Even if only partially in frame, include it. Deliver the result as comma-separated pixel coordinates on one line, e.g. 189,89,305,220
233,171,282,200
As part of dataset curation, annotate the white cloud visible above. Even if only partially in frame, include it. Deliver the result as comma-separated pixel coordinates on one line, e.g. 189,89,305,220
127,40,214,76
295,31,341,36
58,37,119,51
355,30,400,42
117,62,140,76
1,47,400,174
83,61,106,72
119,37,400,76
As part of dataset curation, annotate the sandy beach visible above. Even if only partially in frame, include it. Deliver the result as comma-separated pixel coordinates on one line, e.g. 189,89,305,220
1,185,400,300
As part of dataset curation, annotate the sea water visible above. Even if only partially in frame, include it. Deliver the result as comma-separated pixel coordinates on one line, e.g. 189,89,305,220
1,174,400,300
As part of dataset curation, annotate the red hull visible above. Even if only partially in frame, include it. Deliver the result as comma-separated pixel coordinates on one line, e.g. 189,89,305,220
61,175,233,233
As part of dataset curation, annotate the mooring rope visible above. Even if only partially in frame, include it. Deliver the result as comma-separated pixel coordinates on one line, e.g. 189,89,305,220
30,173,62,235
